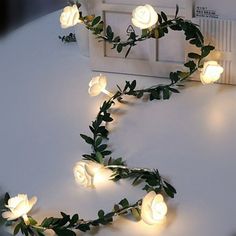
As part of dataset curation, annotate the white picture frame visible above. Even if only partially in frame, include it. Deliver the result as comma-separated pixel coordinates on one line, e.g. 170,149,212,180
89,0,193,78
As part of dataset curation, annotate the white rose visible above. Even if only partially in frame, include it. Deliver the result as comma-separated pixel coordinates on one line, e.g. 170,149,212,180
60,5,81,29
88,74,108,97
132,4,158,30
2,194,37,224
74,160,114,188
141,191,167,225
200,61,224,84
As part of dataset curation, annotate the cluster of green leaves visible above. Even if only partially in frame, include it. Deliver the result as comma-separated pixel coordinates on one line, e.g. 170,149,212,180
40,198,141,234
112,167,176,198
80,99,126,166
58,33,76,43
119,79,180,101
2,193,142,236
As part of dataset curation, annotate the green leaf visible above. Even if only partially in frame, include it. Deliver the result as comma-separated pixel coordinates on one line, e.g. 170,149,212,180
80,134,94,145
104,212,114,220
170,72,179,83
92,16,101,26
169,87,180,93
71,214,79,224
14,223,21,235
98,210,105,219
132,175,141,186
161,11,168,22
77,224,90,232
97,144,107,152
201,45,215,57
4,192,10,205
136,91,143,99
164,181,177,194
28,217,37,226
163,186,175,198
130,80,136,90
147,178,158,186
117,44,123,53
119,198,129,208
101,150,112,156
95,137,103,147
175,4,179,18
184,61,196,71
102,114,113,122
141,29,149,37
150,89,161,100
188,52,201,59
113,204,120,212
162,88,170,100
41,217,54,228
53,228,76,236
106,25,114,40
97,126,108,137
158,14,162,24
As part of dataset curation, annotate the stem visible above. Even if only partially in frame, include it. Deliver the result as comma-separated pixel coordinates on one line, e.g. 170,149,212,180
76,199,142,226
107,165,152,173
115,199,142,216
22,214,30,225
101,88,114,97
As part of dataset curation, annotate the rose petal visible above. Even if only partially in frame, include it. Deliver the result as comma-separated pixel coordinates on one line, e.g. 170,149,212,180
2,211,15,220
88,84,102,96
29,197,37,208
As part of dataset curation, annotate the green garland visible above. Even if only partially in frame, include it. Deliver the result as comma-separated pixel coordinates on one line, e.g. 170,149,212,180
0,3,216,236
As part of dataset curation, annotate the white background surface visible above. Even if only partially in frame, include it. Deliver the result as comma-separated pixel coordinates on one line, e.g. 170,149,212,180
0,10,236,236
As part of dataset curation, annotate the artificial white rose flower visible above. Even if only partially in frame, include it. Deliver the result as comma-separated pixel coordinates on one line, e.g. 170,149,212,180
74,160,114,188
88,74,113,97
2,194,37,224
200,61,224,84
60,5,81,29
132,4,158,30
141,191,167,225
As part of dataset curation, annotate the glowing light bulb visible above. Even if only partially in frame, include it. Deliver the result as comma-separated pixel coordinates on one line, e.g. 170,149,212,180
200,61,224,84
141,192,167,225
151,194,167,221
74,161,114,188
60,5,81,29
132,4,158,29
88,74,113,97
2,194,37,224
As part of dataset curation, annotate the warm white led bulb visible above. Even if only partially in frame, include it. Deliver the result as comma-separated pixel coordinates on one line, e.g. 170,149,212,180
2,194,37,224
200,61,224,84
88,74,113,97
141,191,167,225
132,4,158,29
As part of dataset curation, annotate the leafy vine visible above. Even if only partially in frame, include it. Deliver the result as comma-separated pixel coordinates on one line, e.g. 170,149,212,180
0,2,219,236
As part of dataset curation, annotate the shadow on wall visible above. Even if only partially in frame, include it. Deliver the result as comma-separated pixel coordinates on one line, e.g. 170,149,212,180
0,0,66,36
